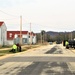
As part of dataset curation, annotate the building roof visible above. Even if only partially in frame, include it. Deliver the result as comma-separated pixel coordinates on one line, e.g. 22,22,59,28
33,33,36,36
0,22,4,27
7,31,28,40
29,32,36,36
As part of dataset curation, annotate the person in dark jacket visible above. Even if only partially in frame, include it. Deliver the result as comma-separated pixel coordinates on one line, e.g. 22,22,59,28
16,43,22,52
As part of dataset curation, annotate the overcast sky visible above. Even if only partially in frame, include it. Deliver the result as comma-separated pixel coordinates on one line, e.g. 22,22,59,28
0,0,75,32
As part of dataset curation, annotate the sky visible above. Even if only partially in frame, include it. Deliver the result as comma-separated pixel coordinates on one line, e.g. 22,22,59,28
0,0,75,33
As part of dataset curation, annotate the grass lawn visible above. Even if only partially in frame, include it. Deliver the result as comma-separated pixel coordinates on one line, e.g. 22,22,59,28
0,45,40,56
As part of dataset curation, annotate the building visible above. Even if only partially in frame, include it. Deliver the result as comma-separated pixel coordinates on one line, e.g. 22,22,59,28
0,22,7,46
33,33,36,44
7,31,36,45
29,32,36,44
7,31,29,45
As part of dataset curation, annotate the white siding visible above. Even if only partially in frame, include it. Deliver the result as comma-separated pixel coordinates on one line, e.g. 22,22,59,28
29,35,33,44
22,34,29,44
0,28,1,45
1,23,7,45
0,23,7,45
33,36,36,44
22,35,27,38
14,34,17,38
7,40,14,45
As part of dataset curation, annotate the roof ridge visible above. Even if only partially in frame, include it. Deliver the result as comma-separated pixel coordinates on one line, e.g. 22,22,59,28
0,22,4,27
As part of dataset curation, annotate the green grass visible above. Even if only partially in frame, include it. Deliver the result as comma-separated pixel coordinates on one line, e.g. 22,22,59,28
0,45,12,49
0,45,41,56
0,50,11,56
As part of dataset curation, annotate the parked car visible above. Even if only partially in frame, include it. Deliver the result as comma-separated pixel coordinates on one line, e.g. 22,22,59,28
49,42,53,45
66,40,75,49
56,41,62,44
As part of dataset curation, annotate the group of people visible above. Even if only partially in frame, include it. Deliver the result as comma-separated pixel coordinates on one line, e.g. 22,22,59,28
10,43,22,53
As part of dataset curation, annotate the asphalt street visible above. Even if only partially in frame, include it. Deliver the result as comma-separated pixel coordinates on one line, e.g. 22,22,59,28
0,44,75,75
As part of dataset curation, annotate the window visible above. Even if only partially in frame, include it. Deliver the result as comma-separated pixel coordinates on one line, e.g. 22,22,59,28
9,33,12,37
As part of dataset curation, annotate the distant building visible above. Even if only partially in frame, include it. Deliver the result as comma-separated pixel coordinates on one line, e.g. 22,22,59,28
29,32,36,44
7,31,29,45
33,33,36,44
0,22,7,46
7,31,36,45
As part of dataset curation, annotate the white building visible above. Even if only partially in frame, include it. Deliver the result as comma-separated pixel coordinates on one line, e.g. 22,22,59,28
7,31,37,45
0,22,7,46
33,33,36,44
7,31,29,45
29,32,36,44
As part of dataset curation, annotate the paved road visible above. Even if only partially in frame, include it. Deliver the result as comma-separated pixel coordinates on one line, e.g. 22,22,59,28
0,44,75,75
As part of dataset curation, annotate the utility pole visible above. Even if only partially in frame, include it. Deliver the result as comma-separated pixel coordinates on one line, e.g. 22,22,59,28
69,32,70,40
20,15,22,45
71,32,72,40
41,31,43,44
41,33,42,44
30,22,32,45
65,31,66,40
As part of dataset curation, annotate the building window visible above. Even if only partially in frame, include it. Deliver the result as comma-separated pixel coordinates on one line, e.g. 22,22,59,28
23,38,27,43
15,34,17,38
29,36,30,38
9,33,12,37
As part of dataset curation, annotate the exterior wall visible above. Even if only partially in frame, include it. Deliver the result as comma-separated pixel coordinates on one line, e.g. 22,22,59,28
7,31,37,45
14,37,20,44
3,24,7,45
14,33,29,44
0,28,1,45
33,36,36,44
7,40,14,45
28,35,37,44
0,23,7,46
28,35,33,44
14,34,19,44
22,34,29,44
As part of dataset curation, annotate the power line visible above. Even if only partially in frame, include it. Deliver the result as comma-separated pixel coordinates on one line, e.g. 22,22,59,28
0,10,19,17
0,17,19,21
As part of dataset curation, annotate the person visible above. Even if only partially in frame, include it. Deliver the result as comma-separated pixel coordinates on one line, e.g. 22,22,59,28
16,43,22,52
12,44,17,53
65,41,69,49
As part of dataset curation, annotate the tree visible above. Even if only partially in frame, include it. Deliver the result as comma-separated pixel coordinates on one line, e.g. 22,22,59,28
41,30,46,43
